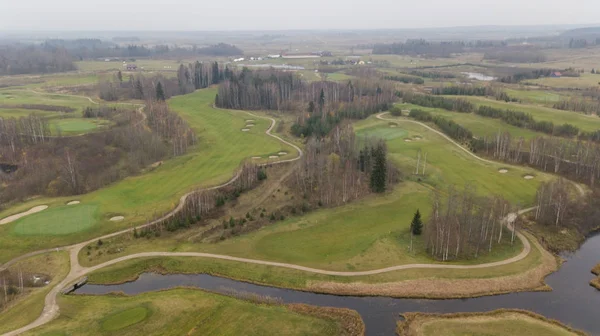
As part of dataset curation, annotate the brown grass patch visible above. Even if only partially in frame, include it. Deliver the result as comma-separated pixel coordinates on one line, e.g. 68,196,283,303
591,277,600,290
287,303,365,336
396,309,586,336
592,263,600,276
308,234,558,299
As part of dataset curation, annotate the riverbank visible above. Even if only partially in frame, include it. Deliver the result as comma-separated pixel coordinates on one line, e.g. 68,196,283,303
591,263,600,290
85,230,557,299
18,288,363,336
396,309,586,336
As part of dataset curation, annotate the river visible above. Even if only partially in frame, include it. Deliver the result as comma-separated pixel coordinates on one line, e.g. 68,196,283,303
76,234,600,335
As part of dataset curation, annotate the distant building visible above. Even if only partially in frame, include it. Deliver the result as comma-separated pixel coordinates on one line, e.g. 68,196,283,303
550,72,562,78
233,58,245,62
125,64,137,71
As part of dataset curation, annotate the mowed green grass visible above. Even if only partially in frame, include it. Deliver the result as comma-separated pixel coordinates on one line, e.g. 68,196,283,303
48,118,111,135
0,88,294,263
504,88,564,105
413,312,579,336
13,205,98,236
398,103,544,139
458,96,600,132
0,88,92,111
101,306,150,331
24,289,341,336
526,73,600,89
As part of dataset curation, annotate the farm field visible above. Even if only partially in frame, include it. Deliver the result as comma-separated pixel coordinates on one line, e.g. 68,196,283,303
0,88,295,264
457,96,600,132
398,311,582,336
22,289,347,336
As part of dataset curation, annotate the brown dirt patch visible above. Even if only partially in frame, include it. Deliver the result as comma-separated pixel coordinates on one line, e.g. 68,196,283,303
287,304,365,336
591,277,600,290
308,235,558,298
592,263,600,275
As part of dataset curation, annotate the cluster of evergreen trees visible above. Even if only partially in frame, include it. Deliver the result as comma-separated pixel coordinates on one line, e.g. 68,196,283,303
409,70,456,79
408,109,474,142
431,86,495,97
498,69,558,83
383,75,424,85
476,106,580,137
553,99,600,115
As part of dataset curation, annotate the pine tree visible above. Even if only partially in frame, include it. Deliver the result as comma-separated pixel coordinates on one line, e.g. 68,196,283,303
410,209,423,235
318,88,325,113
370,143,387,193
117,70,123,83
593,68,596,74
212,61,220,84
135,78,144,99
308,101,315,113
155,82,165,101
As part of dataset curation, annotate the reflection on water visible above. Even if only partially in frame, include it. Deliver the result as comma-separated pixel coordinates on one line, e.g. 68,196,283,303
462,72,497,81
76,235,600,336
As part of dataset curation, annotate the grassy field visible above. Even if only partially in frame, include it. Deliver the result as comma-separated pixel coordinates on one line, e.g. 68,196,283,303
22,289,345,336
76,60,192,72
398,103,544,139
457,96,600,132
79,115,546,274
13,204,99,236
526,73,600,89
0,88,294,263
0,251,70,335
504,88,564,105
398,310,583,336
48,118,112,135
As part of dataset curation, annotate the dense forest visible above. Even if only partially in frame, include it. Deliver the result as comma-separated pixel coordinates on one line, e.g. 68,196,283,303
215,69,395,137
0,104,194,205
372,39,465,57
0,45,76,75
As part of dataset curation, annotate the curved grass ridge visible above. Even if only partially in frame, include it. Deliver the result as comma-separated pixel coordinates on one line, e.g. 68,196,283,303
591,263,600,290
396,309,587,336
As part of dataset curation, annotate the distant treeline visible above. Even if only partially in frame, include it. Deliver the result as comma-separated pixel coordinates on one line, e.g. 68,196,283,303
44,39,243,59
0,45,76,75
372,39,465,57
430,86,518,102
476,106,579,137
484,49,547,63
383,75,424,84
498,68,579,83
553,99,600,115
215,69,395,138
408,70,456,79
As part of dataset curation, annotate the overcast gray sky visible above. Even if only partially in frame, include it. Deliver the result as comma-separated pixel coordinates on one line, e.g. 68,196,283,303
0,0,598,31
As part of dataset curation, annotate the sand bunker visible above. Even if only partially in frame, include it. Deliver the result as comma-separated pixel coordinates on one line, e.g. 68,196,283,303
0,205,48,225
269,156,278,159
390,125,397,128
278,152,287,156
252,156,262,159
498,169,508,174
246,119,254,123
524,175,535,180
150,161,163,168
246,124,255,127
404,139,413,142
109,216,125,222
413,135,422,140
241,128,250,132
67,201,80,205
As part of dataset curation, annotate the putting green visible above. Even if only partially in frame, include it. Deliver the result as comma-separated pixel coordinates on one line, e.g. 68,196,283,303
13,205,98,236
101,306,150,331
49,118,111,135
